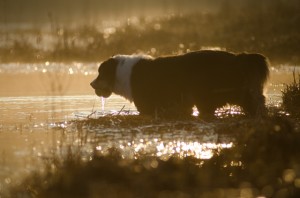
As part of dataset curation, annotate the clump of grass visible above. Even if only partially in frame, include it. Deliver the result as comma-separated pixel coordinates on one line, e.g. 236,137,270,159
282,71,300,117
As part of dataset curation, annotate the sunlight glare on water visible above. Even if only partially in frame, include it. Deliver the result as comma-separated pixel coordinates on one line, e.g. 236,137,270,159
155,141,233,159
95,136,233,160
0,62,98,75
76,118,235,161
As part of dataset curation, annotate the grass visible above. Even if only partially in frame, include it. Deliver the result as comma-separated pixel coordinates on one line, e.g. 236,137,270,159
282,72,300,117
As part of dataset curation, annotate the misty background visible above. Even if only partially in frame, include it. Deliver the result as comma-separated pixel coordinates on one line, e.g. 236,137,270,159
0,0,217,25
0,0,300,64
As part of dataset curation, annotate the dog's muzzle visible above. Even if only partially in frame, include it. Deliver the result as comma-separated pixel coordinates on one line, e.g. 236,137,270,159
90,79,112,98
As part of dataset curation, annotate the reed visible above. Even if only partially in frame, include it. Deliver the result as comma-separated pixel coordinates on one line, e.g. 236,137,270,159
282,71,300,117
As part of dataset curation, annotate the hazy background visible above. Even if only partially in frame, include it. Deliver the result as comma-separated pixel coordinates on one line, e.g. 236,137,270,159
0,0,217,26
0,0,300,64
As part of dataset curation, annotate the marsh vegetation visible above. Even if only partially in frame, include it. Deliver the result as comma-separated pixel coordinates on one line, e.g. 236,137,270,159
1,0,300,64
7,111,300,198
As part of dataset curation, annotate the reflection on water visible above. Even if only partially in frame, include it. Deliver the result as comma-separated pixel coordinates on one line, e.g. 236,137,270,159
0,62,295,195
0,95,136,124
73,118,234,160
0,62,98,75
110,139,233,160
1,94,236,195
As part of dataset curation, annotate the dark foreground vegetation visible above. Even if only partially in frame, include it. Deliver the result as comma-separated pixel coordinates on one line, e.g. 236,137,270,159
8,116,300,198
1,0,300,64
282,73,300,117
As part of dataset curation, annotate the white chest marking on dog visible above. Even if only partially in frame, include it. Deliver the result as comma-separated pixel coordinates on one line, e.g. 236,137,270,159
113,54,153,102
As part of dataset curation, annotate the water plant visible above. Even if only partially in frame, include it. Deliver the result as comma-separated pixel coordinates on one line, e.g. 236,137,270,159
282,71,300,117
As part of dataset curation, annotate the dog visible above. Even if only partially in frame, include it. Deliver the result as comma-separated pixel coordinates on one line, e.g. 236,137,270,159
91,50,269,118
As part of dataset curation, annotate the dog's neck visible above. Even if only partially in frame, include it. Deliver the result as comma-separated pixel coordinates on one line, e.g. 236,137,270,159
113,54,153,102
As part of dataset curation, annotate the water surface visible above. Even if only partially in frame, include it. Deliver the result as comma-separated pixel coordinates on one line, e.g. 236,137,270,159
0,62,295,194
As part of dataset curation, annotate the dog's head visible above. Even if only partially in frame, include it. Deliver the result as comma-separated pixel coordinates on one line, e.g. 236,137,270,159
90,58,118,98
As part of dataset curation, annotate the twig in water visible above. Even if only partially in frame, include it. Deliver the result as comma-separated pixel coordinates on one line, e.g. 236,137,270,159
118,105,126,115
87,111,97,119
86,97,99,119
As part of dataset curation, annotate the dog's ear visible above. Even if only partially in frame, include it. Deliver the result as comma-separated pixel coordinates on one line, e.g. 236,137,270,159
100,58,118,76
106,57,116,64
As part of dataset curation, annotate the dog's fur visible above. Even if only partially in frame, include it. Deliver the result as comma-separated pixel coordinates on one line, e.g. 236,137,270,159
91,50,269,118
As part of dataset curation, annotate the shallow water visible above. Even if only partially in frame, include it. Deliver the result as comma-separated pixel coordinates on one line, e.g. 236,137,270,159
0,62,295,194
